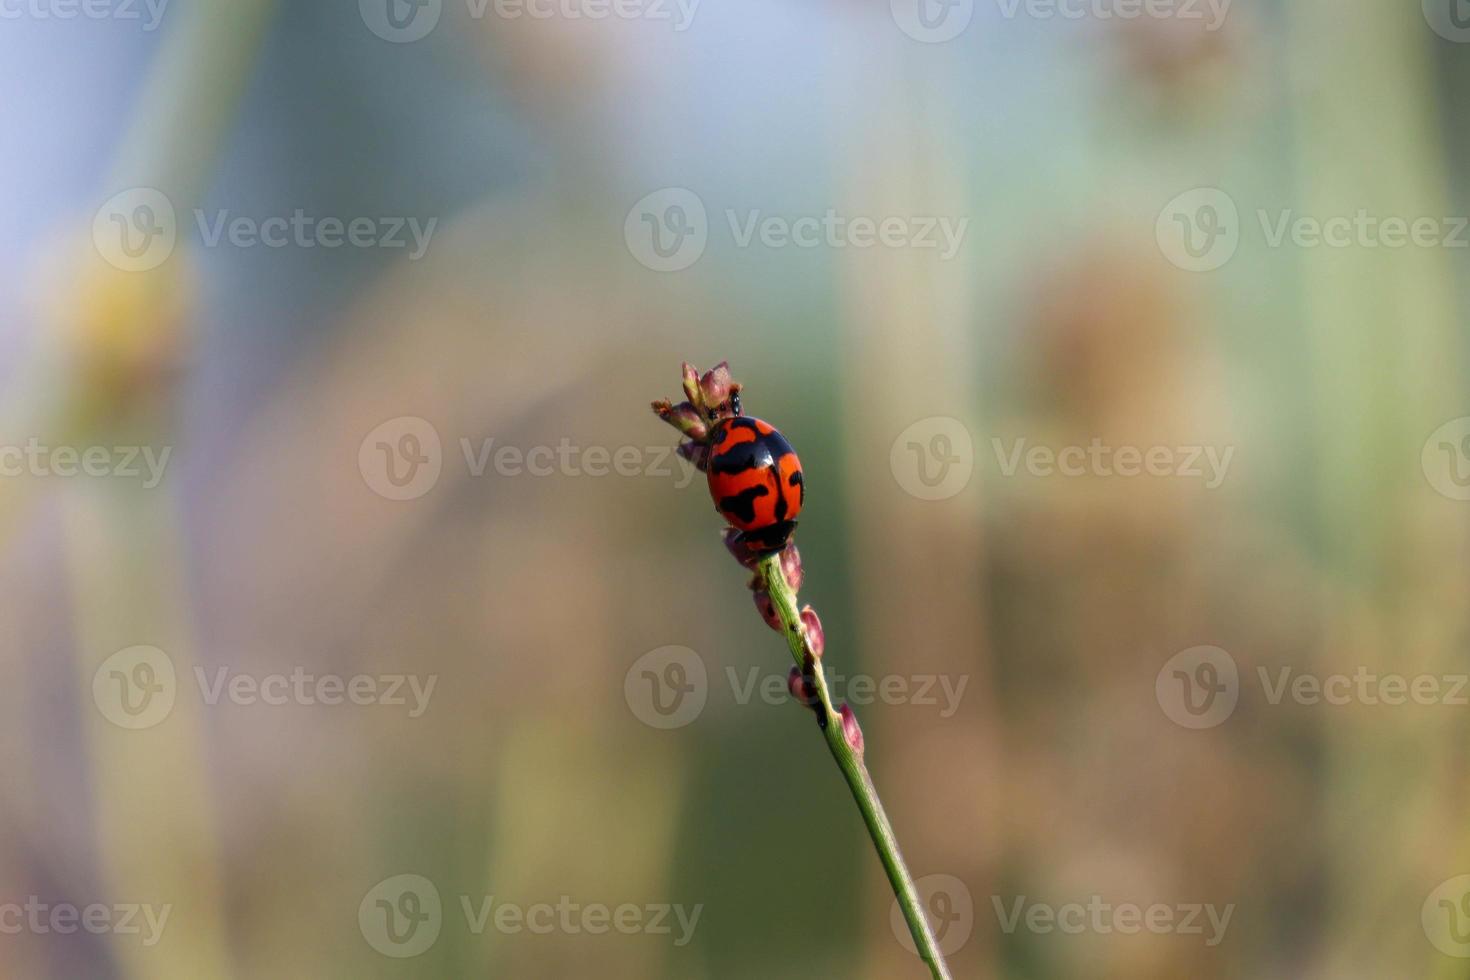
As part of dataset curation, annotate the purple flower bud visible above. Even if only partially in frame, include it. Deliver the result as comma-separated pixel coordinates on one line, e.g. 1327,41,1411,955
753,590,782,631
652,400,708,440
839,704,864,756
779,543,804,592
682,362,702,409
799,605,824,658
724,529,760,569
787,666,818,707
699,361,733,408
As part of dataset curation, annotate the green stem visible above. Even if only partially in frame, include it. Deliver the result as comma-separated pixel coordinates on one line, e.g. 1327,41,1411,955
758,553,953,980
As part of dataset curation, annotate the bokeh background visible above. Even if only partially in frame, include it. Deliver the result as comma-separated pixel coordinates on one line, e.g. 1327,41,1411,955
3,0,1470,976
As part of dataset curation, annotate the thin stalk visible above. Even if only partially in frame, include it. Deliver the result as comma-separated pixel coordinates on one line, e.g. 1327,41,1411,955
758,552,952,980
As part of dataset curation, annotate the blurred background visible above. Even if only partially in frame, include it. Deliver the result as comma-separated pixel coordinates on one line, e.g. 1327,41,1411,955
2,0,1469,976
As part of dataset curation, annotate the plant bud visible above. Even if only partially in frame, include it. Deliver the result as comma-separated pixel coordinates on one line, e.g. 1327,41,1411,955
799,605,824,658
699,361,733,407
682,362,702,409
779,543,804,591
787,666,818,707
653,400,708,440
839,704,864,756
724,528,760,569
752,590,782,631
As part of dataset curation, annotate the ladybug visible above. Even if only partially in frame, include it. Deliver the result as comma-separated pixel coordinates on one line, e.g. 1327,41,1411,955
705,390,804,557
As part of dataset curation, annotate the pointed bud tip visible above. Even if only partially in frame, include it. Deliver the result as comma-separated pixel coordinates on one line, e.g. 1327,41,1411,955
681,362,702,408
699,362,733,407
724,529,760,569
799,605,824,658
786,666,818,708
839,704,864,755
753,590,782,632
654,401,707,440
779,543,804,592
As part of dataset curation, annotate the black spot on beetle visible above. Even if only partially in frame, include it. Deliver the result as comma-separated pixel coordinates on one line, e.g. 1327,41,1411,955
719,485,770,524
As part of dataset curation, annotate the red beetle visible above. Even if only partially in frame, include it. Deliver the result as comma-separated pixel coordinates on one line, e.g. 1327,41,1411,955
704,391,804,557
